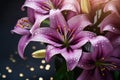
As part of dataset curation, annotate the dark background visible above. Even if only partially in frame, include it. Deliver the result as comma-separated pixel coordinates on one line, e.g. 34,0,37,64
0,0,55,80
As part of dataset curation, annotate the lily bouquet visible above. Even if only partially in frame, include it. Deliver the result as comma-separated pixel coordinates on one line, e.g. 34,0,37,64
12,0,120,80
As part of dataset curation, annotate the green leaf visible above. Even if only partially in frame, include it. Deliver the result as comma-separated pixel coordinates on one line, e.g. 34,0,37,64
42,19,50,26
53,55,75,80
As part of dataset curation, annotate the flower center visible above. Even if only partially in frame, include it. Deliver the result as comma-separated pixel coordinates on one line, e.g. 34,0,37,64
95,61,103,67
56,25,75,50
95,59,118,76
95,58,118,70
63,38,70,48
17,18,32,30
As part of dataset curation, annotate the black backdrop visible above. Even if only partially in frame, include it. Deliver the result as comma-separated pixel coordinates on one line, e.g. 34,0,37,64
0,0,55,80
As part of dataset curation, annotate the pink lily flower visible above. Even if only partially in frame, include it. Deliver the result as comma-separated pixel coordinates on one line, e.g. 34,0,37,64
99,0,120,34
100,13,120,34
22,0,79,33
11,8,40,59
31,10,96,70
77,36,120,80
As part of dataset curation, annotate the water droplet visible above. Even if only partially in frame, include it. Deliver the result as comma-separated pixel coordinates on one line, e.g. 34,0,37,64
25,43,28,45
95,44,98,47
112,27,116,31
89,33,94,38
74,57,78,62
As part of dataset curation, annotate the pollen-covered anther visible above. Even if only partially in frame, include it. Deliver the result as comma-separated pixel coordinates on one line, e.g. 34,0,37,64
64,11,67,15
112,65,117,69
17,24,24,28
101,68,106,71
101,57,105,60
72,34,75,39
64,25,66,30
102,73,105,76
68,28,71,32
22,19,29,23
114,65,117,68
57,25,61,30
56,28,59,32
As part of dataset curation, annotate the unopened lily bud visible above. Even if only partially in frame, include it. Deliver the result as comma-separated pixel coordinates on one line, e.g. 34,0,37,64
80,0,91,14
32,49,46,58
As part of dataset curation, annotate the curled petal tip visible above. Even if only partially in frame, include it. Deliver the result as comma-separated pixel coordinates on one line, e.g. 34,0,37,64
21,5,25,11
32,49,46,58
10,30,14,34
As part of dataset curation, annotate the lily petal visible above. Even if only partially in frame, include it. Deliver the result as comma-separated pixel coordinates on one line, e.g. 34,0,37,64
61,0,80,12
67,14,92,32
61,49,82,70
27,8,35,23
106,32,120,47
77,70,95,80
104,0,120,16
18,35,31,59
87,0,109,12
11,17,31,35
78,52,95,70
31,27,62,47
45,45,63,61
105,46,120,68
50,9,68,29
30,13,49,33
11,26,30,35
90,36,113,61
70,31,96,49
100,13,120,34
22,0,49,14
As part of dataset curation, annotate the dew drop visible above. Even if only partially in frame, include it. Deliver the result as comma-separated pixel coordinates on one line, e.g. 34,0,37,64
95,44,98,47
74,57,78,62
112,27,116,31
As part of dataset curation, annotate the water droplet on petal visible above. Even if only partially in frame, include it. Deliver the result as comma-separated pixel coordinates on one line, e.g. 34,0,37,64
113,27,115,30
95,44,98,47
